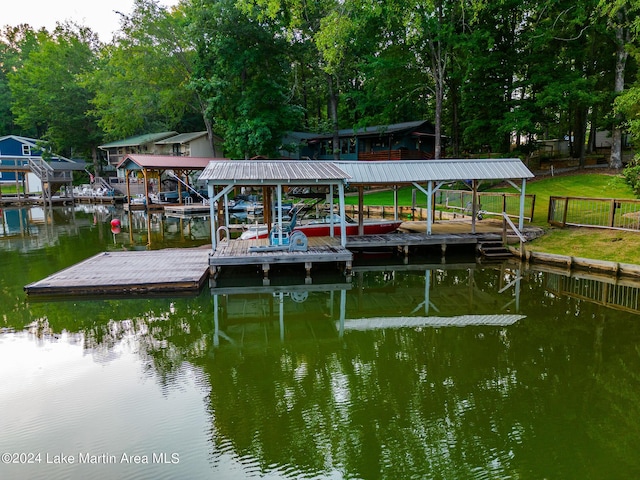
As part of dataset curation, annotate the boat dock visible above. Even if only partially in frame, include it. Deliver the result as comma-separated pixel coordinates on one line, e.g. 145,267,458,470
23,219,545,298
24,248,211,298
209,236,353,287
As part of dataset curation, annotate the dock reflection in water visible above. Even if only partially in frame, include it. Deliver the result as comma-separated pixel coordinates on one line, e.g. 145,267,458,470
3,206,640,479
202,261,640,479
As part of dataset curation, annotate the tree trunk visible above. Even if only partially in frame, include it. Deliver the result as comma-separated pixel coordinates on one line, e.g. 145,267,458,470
610,9,628,170
92,146,100,176
327,74,340,160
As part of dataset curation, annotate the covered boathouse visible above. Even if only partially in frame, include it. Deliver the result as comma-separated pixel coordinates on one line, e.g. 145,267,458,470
199,158,534,284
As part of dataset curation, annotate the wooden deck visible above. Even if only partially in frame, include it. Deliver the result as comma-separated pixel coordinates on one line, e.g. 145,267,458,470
22,219,545,298
210,236,353,286
164,203,211,216
24,248,210,298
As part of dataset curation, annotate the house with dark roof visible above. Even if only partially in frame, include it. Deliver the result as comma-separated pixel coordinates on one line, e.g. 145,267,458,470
280,120,438,161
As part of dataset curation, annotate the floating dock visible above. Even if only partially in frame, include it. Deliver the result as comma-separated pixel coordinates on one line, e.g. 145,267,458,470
24,248,210,298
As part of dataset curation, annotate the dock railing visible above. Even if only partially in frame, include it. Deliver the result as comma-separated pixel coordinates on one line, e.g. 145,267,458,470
548,196,640,231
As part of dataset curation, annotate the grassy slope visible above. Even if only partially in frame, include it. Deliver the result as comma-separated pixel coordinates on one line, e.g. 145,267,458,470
503,171,640,264
347,171,640,264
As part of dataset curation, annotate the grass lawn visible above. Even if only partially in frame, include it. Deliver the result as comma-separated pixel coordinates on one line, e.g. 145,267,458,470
348,170,640,264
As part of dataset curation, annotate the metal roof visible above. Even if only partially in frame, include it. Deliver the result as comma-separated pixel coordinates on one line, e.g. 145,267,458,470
117,154,215,171
199,160,350,185
334,158,534,184
99,132,178,149
294,120,434,141
155,131,208,145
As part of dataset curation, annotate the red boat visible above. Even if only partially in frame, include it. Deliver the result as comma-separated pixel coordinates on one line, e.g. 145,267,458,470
240,214,402,240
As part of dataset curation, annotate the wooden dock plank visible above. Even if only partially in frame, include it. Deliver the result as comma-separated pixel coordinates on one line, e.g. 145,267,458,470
24,248,211,297
210,236,353,267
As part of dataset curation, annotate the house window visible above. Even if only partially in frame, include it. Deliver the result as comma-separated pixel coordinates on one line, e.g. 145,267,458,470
22,145,30,156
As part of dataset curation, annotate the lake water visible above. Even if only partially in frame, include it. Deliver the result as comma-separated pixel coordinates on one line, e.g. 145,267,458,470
1,205,640,479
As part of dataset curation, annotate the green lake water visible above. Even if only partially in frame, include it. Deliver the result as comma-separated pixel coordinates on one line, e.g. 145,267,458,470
1,205,640,479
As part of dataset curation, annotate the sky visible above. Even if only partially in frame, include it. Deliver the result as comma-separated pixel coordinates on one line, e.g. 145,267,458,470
2,0,180,42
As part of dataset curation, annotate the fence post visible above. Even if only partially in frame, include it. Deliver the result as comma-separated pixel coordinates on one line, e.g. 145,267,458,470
609,199,616,227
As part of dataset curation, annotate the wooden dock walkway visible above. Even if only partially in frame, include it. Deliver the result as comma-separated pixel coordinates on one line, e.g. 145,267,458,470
24,248,210,297
164,203,211,217
22,219,545,298
210,236,353,286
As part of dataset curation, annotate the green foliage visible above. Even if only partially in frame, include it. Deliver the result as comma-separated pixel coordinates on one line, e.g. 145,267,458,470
89,0,198,140
188,0,303,158
0,25,44,136
8,24,101,158
622,156,640,195
1,0,640,160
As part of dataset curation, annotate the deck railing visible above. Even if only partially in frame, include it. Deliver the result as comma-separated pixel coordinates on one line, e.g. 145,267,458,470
548,196,640,231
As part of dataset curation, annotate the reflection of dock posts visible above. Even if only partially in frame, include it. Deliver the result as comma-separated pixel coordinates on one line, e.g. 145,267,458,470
262,264,270,286
305,262,313,284
498,265,522,313
279,292,285,342
425,269,430,315
213,295,219,347
338,289,346,339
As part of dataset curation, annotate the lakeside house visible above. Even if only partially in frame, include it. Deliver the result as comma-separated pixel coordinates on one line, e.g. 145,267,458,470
280,120,437,161
0,135,85,194
99,131,224,173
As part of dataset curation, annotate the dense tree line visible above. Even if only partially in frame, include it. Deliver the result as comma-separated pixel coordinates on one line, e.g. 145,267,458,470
0,0,639,169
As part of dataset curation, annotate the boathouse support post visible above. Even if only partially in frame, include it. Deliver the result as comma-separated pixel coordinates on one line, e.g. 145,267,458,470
338,182,347,247
125,174,132,210
504,178,528,231
358,186,364,235
471,179,478,234
208,184,235,250
427,181,434,235
394,186,399,221
519,179,527,231
208,183,217,249
224,193,230,226
276,184,283,244
143,169,150,206
412,181,445,235
329,185,334,238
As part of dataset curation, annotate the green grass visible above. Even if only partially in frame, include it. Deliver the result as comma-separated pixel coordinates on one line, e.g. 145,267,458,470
493,171,635,225
348,171,640,264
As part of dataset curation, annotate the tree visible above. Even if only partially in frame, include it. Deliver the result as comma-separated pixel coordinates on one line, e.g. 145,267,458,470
604,0,638,169
89,0,205,145
8,24,102,170
189,0,303,158
0,25,41,136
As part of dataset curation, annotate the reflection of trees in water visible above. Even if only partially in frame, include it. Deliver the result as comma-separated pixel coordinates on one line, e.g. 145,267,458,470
19,266,640,478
